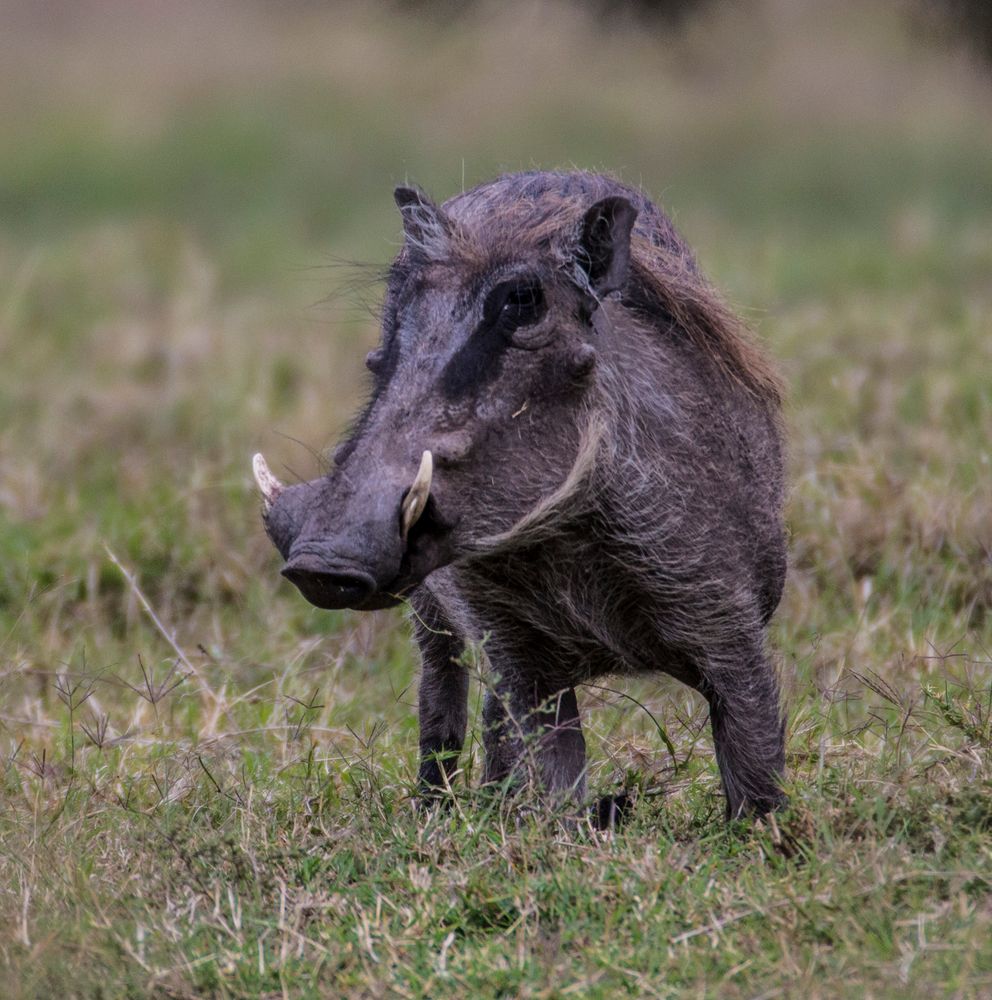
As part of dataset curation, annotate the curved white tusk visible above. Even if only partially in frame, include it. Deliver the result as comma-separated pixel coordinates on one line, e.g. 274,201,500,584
252,453,285,513
400,450,433,540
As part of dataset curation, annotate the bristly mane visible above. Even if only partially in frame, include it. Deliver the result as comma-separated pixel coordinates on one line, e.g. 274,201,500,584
441,170,784,408
626,234,784,407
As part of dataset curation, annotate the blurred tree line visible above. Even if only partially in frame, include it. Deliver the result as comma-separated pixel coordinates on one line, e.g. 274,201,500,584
12,0,992,67
915,0,992,66
387,0,992,68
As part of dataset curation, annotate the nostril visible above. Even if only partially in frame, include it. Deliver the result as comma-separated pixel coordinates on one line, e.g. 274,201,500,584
281,554,377,610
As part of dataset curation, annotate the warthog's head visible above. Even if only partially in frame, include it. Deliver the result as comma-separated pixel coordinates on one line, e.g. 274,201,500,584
255,174,640,610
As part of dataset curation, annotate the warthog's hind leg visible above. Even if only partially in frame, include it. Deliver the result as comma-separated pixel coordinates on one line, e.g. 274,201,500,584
701,644,787,820
482,678,587,802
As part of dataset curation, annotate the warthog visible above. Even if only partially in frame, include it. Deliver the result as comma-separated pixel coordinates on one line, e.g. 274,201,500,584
255,170,787,820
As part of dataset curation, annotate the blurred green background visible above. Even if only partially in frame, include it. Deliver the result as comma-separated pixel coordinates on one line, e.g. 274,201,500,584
3,0,989,669
1,1,991,994
2,0,988,613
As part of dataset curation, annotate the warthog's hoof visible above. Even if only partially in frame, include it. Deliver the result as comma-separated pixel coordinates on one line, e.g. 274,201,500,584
592,792,634,830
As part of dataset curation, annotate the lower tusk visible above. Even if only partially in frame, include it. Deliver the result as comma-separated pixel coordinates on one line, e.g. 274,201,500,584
400,450,433,540
252,453,285,513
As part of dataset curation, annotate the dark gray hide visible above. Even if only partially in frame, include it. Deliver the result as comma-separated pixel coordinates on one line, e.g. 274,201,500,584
257,171,788,819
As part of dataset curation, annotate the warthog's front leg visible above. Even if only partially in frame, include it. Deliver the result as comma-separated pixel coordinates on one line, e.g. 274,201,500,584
410,589,468,799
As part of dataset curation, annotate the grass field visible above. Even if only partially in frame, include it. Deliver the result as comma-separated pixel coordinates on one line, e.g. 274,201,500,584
1,1,991,996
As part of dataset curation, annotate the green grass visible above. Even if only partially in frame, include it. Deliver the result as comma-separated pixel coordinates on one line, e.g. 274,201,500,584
1,2,991,996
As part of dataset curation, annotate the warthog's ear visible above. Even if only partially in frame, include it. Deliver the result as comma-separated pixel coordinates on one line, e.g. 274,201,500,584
577,196,638,299
394,185,450,261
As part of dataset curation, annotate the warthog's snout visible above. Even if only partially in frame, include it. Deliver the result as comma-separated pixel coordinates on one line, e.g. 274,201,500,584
253,451,437,611
280,554,377,610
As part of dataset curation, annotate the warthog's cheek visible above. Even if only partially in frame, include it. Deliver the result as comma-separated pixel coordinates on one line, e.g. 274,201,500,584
401,497,458,582
405,535,450,581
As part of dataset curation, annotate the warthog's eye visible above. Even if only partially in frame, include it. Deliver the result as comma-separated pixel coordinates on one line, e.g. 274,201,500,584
484,278,547,338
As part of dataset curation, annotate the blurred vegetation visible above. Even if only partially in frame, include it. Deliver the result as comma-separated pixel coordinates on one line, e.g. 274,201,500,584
0,1,990,996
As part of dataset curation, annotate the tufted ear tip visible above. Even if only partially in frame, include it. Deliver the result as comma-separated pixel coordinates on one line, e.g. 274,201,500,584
394,185,425,211
393,185,450,259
